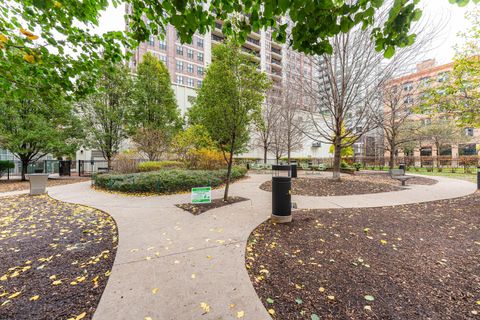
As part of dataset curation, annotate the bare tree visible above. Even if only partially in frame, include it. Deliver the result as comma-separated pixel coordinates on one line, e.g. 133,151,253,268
302,6,446,180
253,91,281,163
269,121,287,163
279,86,306,163
373,84,420,168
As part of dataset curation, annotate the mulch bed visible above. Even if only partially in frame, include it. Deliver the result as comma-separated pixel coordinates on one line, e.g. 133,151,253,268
0,194,118,320
0,176,90,193
176,196,249,215
246,193,480,320
259,173,437,197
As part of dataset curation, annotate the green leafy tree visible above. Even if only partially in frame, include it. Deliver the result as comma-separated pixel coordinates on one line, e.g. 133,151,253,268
171,124,216,162
0,52,82,181
1,0,475,86
422,8,480,127
78,63,133,168
189,41,270,201
129,52,181,160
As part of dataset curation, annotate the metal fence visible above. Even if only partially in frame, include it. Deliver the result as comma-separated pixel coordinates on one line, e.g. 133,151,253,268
1,160,76,178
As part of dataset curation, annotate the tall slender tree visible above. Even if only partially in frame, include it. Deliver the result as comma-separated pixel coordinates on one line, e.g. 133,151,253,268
78,63,133,168
189,40,270,201
129,52,182,160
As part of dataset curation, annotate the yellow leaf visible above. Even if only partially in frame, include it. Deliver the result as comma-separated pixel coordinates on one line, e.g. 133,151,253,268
237,311,245,318
191,273,196,279
327,295,335,300
49,275,57,280
319,287,325,293
52,280,62,285
259,269,269,274
152,288,159,294
54,1,62,8
380,240,387,245
8,291,21,299
200,302,210,313
73,312,86,320
27,35,39,40
0,34,7,43
23,54,35,63
20,28,35,36
30,295,40,301
268,309,275,315
0,274,7,281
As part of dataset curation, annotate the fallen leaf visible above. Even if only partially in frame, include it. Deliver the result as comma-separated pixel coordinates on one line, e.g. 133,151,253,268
266,298,274,304
327,295,335,300
319,287,325,293
364,295,375,302
268,309,275,315
237,310,245,318
8,292,21,299
311,314,320,320
364,305,372,311
200,302,210,313
152,288,159,294
30,295,40,301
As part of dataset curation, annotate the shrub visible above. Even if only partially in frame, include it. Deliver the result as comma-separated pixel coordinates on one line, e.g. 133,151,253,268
138,161,184,172
187,148,227,170
112,151,142,174
93,166,247,194
352,162,362,171
0,160,15,178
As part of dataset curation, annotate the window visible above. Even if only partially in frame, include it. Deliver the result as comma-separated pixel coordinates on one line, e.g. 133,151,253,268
196,37,204,48
403,82,413,91
197,80,203,87
187,63,194,73
158,39,167,50
419,76,431,86
466,128,474,137
187,49,194,59
158,54,167,64
404,95,414,105
437,72,449,83
148,36,155,46
187,77,195,87
439,146,452,156
459,143,476,156
197,52,204,62
176,75,184,85
176,61,184,71
176,45,183,55
197,66,204,76
420,147,432,157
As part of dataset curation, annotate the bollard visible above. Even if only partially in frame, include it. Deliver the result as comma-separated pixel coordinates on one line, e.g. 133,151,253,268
271,176,292,223
290,163,297,178
477,166,480,190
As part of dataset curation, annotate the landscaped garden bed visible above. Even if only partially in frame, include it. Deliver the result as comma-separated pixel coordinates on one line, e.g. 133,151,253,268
259,173,437,197
176,196,249,215
93,166,247,194
0,176,90,193
0,194,118,320
246,193,480,319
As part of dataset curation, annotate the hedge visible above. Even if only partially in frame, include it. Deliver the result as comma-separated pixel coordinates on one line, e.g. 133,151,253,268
138,161,185,172
93,166,248,194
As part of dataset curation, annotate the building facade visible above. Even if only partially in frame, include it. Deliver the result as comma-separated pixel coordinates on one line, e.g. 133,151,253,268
384,59,480,165
128,15,332,161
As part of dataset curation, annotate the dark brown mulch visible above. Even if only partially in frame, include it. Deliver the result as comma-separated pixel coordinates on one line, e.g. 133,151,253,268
246,193,480,320
0,194,118,320
176,196,249,215
0,176,90,193
259,173,437,197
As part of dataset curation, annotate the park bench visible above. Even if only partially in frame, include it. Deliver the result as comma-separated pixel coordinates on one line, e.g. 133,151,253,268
389,169,413,186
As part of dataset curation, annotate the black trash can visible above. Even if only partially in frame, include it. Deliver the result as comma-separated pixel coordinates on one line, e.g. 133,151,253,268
399,163,406,173
290,163,297,178
271,176,292,223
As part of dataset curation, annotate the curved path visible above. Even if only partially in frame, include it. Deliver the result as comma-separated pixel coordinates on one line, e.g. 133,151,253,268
13,173,476,320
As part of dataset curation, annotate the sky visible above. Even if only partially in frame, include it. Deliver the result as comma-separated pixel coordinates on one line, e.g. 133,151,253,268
96,1,476,67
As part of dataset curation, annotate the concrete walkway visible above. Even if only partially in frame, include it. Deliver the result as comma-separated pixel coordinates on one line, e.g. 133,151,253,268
3,173,476,320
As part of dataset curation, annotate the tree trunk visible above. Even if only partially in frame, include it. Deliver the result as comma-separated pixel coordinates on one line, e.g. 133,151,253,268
287,148,291,164
223,149,234,201
332,141,342,181
107,156,112,171
263,146,267,164
21,158,29,181
389,148,395,169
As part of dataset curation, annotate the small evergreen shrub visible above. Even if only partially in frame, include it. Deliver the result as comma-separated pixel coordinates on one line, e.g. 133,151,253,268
93,166,247,194
0,160,14,178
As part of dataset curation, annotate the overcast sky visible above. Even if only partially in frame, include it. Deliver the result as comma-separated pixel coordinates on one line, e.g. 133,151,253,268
96,1,476,67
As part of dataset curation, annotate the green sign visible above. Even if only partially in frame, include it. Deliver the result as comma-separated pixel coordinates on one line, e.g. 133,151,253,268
191,187,212,204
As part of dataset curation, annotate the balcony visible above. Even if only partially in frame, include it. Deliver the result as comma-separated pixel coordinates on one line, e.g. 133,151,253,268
247,36,260,46
215,22,223,30
271,58,282,69
211,34,224,43
241,46,260,58
271,47,282,56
